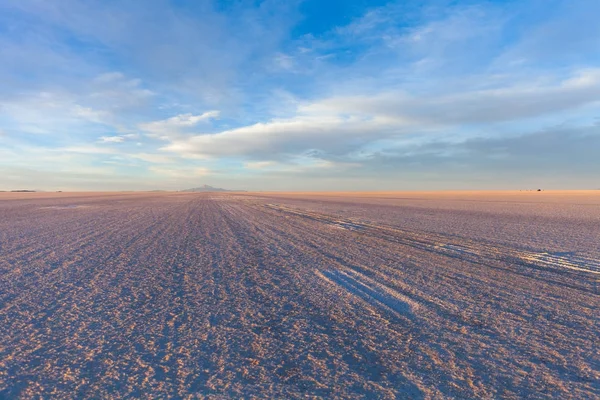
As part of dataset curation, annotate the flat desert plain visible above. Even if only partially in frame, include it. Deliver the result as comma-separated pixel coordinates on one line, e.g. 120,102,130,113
0,191,598,398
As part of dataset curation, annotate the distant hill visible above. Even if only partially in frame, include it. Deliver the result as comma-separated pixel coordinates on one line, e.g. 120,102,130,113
181,185,244,192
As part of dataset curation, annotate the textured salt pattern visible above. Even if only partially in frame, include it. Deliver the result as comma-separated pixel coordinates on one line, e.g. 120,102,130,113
0,192,598,399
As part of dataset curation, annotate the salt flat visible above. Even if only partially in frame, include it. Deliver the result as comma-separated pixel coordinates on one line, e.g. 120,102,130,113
0,191,598,398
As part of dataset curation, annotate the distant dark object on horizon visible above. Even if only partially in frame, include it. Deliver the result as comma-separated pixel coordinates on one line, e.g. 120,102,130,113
10,190,36,193
181,185,245,193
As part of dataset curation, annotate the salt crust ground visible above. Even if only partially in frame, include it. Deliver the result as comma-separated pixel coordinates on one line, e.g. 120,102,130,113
0,191,598,398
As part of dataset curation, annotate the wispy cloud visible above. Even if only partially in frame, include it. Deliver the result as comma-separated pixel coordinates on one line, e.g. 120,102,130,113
140,111,220,138
129,153,173,164
161,68,600,163
99,136,125,143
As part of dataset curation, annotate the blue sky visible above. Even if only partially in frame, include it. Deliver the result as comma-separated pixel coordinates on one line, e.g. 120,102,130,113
0,0,599,191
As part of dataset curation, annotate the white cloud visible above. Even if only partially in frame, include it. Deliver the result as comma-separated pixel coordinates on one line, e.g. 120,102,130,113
306,68,600,125
72,105,111,124
140,111,220,138
273,53,295,71
129,153,173,164
88,73,155,112
99,136,125,143
61,145,118,155
93,72,126,84
161,68,600,161
162,111,403,159
0,71,154,138
243,158,361,175
244,161,276,169
0,92,111,135
562,68,600,88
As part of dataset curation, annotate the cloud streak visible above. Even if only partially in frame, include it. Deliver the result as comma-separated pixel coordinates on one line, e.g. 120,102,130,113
140,111,220,138
161,69,600,163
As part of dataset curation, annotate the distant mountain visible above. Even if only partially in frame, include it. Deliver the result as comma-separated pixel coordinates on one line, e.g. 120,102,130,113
181,185,244,192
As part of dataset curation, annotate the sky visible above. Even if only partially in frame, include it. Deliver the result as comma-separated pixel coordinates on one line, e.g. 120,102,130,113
0,0,599,191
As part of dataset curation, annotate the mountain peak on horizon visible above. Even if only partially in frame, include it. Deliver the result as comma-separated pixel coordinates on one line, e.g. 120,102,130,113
181,185,242,192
